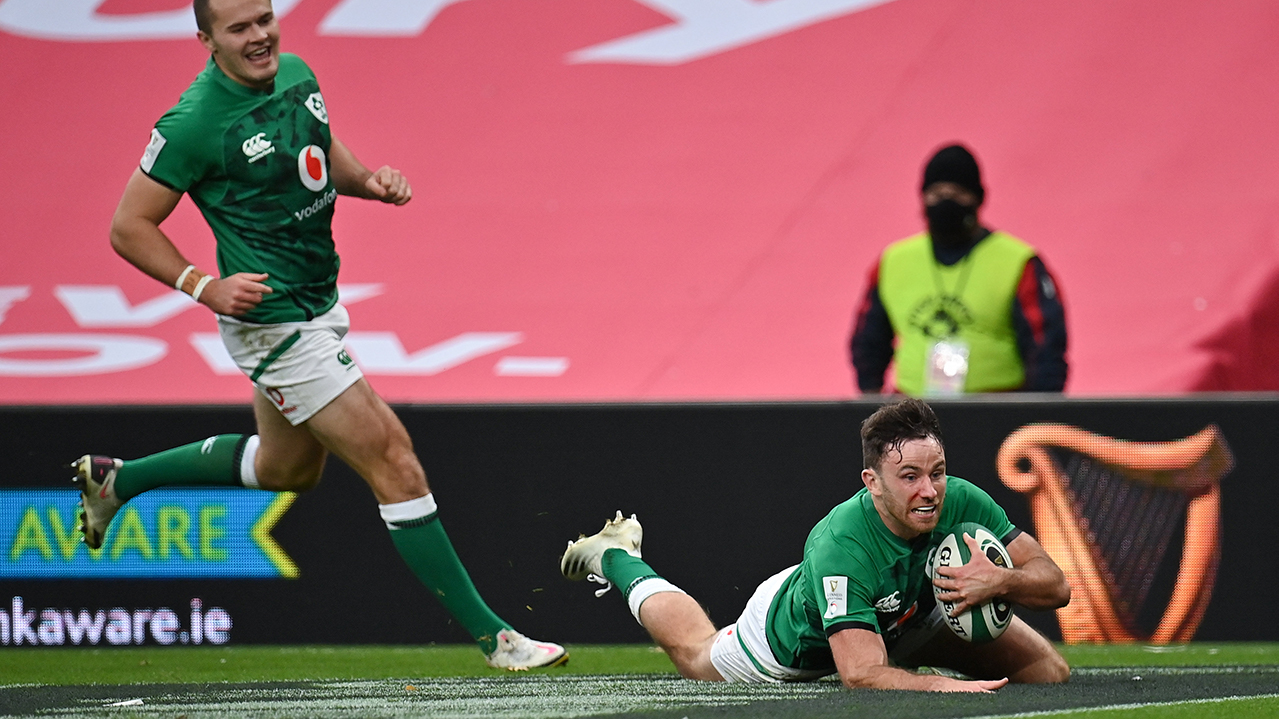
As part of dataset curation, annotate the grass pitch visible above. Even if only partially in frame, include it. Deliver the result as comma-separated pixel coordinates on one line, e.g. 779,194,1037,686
1,644,1277,718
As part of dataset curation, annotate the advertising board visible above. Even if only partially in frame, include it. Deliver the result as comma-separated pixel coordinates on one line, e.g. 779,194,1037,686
1,399,1273,645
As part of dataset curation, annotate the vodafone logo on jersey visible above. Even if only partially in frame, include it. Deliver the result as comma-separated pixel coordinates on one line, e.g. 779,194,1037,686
297,145,328,192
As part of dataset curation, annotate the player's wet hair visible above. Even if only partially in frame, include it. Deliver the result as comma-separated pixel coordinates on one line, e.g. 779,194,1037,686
861,398,944,471
193,0,213,34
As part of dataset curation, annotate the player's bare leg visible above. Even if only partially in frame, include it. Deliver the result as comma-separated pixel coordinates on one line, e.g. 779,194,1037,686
637,592,724,680
301,377,425,502
71,391,305,549
902,614,1068,683
304,377,565,669
562,512,719,678
250,388,327,493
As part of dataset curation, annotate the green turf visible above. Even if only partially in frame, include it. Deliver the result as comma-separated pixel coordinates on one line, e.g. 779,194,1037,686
0,645,676,685
987,694,1279,718
1,655,1277,719
0,643,1276,687
1088,696,1279,718
1057,642,1279,667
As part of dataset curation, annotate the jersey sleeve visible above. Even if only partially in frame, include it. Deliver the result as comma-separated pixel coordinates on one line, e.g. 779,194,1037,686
947,478,1017,542
140,104,217,193
806,539,881,635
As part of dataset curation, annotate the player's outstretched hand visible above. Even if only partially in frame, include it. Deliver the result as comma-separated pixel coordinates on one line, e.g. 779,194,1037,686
952,678,1009,693
365,166,412,205
936,676,1009,693
199,273,273,316
932,533,1007,617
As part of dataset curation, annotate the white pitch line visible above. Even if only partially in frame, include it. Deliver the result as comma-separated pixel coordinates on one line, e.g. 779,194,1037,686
966,692,1279,719
1072,666,1279,676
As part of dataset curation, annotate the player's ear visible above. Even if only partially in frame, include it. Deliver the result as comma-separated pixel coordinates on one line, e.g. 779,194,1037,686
861,468,879,494
197,30,215,53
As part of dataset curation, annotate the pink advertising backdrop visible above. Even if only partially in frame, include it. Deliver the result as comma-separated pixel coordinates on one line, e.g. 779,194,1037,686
2,0,1277,403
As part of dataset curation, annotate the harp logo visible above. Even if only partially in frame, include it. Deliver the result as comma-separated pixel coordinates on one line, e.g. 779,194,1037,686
997,423,1234,645
822,575,847,619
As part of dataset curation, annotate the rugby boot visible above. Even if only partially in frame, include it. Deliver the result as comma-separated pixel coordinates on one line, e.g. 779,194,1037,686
560,511,643,581
484,629,568,670
70,454,124,550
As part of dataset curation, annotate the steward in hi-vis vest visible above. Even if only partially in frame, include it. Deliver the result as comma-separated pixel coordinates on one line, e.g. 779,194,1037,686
878,231,1035,395
850,144,1068,395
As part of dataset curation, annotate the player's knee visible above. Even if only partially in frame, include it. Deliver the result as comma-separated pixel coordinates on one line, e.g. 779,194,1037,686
288,466,324,493
1020,652,1070,684
383,439,426,491
668,652,709,680
1043,654,1070,683
665,644,720,681
257,457,325,493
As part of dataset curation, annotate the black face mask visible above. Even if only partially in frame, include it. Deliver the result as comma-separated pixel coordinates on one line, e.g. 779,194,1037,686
926,199,977,241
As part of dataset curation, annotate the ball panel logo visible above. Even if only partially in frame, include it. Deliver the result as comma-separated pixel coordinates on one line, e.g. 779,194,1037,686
297,145,328,192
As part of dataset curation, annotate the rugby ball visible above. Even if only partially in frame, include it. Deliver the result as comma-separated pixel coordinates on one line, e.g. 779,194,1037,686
929,522,1014,643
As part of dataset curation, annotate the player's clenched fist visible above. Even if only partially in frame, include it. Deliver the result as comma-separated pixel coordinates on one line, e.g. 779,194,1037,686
365,165,412,205
198,272,273,316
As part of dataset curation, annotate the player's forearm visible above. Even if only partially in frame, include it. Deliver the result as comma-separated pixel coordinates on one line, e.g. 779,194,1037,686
328,135,374,198
332,163,373,198
109,214,199,289
999,557,1070,610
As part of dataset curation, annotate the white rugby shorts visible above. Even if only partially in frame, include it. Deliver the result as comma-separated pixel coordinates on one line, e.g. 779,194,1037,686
709,565,834,683
218,304,363,425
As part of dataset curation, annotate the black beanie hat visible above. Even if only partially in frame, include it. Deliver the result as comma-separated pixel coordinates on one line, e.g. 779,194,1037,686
921,144,984,204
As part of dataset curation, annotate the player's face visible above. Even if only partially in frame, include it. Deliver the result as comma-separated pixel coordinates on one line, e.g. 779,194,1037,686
862,436,947,540
198,0,280,91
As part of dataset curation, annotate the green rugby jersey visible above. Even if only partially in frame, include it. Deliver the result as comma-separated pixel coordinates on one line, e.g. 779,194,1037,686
764,477,1018,673
140,53,338,324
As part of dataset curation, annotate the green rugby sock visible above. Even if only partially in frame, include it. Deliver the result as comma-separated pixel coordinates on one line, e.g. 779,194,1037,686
601,548,661,599
113,434,250,501
382,496,508,655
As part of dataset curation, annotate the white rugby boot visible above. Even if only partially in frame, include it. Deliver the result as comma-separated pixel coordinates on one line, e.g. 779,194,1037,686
560,511,643,582
484,629,568,670
70,454,124,550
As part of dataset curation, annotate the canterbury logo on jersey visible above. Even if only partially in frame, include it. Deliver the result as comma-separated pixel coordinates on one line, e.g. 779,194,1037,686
297,145,328,192
874,591,902,614
241,132,275,163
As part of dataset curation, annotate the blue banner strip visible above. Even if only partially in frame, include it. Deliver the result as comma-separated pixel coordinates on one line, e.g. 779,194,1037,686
0,489,296,579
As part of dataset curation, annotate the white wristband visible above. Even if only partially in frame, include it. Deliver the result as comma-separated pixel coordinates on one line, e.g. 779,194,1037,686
174,264,196,291
191,275,214,303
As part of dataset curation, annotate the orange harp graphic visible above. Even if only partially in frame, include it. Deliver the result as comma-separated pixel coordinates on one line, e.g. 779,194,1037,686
996,424,1233,644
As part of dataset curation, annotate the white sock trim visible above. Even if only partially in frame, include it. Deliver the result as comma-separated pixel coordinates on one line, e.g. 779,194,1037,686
379,493,438,529
239,435,261,489
626,577,685,625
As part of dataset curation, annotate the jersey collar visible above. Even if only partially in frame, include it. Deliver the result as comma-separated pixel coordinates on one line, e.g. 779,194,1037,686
203,55,276,98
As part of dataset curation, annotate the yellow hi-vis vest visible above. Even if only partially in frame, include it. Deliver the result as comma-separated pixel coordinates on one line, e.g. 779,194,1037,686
879,231,1036,395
